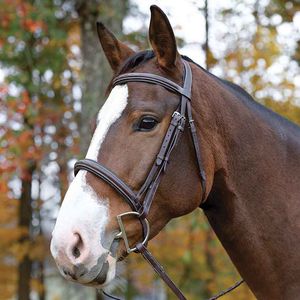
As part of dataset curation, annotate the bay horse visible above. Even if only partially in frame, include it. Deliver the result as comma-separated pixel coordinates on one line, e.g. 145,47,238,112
50,5,300,300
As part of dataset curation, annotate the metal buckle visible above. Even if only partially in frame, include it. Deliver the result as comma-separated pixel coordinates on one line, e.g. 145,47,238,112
115,211,150,254
172,111,185,120
172,111,181,118
172,111,186,128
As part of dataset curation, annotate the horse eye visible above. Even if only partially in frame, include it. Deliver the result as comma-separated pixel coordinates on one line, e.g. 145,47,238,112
137,116,158,131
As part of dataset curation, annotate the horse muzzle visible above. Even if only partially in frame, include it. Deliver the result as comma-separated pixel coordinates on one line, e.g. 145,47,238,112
50,232,117,287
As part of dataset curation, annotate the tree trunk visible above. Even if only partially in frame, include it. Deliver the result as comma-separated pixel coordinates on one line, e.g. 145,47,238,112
37,260,45,300
18,163,35,300
75,0,129,155
95,290,103,300
203,228,216,298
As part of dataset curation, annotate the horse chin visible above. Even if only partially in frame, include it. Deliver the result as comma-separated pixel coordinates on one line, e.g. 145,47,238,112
87,254,117,288
60,254,118,288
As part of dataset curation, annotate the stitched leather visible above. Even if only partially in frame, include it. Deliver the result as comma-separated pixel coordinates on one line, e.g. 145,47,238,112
113,72,191,99
74,159,141,211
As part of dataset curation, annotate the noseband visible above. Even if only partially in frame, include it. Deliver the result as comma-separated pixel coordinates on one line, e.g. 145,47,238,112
74,60,242,299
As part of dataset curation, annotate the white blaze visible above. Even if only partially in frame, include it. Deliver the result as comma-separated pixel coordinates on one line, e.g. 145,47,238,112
51,85,129,283
86,85,129,160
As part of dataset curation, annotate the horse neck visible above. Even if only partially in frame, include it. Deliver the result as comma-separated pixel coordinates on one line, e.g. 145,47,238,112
194,67,300,299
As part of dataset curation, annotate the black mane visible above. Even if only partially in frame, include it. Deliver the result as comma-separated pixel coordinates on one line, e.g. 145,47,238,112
118,50,155,75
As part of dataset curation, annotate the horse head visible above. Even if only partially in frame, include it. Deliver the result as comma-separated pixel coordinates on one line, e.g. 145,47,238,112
50,5,209,288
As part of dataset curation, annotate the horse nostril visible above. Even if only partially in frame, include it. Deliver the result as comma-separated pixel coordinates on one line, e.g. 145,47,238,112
71,233,83,259
72,246,81,258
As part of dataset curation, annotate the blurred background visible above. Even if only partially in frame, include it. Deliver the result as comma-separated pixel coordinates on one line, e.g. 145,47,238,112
0,0,299,299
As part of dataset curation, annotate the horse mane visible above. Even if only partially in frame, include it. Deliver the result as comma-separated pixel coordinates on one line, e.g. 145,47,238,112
116,50,300,134
117,50,155,75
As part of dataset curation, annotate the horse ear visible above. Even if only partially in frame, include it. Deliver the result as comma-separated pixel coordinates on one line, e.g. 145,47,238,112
96,22,135,73
149,5,180,71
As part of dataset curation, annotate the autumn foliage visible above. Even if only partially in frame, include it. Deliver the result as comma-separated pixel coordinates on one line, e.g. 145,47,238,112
0,1,299,300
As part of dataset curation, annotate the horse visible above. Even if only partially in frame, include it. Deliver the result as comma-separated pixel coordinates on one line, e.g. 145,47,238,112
50,5,300,300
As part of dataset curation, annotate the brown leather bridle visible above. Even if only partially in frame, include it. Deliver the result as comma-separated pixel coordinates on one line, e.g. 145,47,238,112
74,60,243,299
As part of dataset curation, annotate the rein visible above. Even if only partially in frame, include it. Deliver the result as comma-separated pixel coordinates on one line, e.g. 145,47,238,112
74,60,243,299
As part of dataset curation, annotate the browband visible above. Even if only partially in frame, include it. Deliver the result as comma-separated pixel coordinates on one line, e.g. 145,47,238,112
112,72,191,99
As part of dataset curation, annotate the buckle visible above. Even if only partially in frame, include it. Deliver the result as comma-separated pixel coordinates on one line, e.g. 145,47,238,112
172,111,181,118
115,211,150,254
172,111,186,128
172,111,185,120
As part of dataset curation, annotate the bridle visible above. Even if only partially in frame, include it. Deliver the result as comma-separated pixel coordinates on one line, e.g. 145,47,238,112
74,59,243,299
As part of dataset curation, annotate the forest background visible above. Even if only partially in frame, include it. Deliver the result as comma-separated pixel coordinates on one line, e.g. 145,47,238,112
0,0,300,299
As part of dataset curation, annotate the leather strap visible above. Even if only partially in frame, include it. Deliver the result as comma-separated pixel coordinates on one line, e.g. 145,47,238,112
138,111,186,219
187,101,207,199
74,159,140,212
113,72,191,100
136,243,187,300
